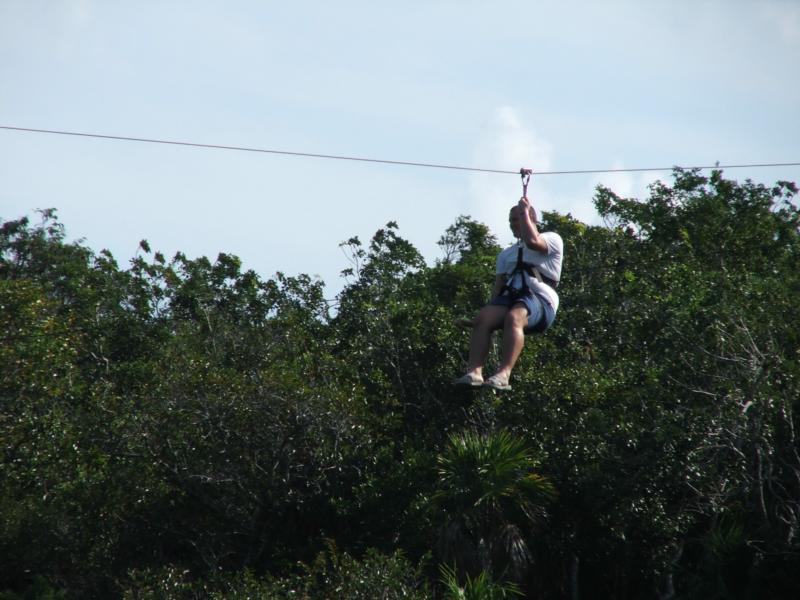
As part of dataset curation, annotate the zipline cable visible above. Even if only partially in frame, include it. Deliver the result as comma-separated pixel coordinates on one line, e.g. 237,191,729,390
2,125,800,177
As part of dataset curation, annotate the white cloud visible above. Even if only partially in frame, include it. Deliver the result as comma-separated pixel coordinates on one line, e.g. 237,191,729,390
72,0,92,25
478,106,554,173
589,164,665,203
586,160,647,201
468,106,556,242
579,163,665,223
465,110,667,235
761,1,800,44
543,162,667,229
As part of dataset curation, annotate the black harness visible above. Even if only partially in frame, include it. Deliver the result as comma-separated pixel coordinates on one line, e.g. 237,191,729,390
500,243,558,334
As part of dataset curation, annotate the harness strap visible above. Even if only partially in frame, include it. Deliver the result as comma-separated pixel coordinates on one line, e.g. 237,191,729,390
517,246,530,298
524,264,559,289
530,265,543,284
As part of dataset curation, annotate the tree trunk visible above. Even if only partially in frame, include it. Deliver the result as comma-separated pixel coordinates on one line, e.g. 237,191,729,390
568,553,580,600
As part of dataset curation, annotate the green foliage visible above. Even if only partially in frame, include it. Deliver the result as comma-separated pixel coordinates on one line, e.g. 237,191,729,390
121,545,430,600
437,215,499,267
435,430,555,518
2,170,800,598
260,544,430,600
435,430,555,583
521,170,800,597
440,564,521,600
0,576,67,600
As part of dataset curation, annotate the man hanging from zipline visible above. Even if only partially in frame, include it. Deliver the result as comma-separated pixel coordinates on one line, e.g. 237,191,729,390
453,170,563,391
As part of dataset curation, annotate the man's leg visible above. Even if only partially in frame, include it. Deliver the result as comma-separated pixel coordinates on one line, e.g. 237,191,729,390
492,303,529,381
464,304,508,377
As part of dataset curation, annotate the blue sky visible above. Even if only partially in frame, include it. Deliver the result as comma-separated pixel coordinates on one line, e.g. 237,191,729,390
2,1,799,298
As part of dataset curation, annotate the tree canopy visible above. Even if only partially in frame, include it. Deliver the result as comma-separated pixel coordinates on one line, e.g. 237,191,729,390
1,170,799,599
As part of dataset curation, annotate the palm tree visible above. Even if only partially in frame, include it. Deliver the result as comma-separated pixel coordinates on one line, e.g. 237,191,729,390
440,563,522,600
434,429,556,585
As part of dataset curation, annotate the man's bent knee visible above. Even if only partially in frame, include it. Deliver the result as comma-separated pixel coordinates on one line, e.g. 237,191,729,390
504,305,529,329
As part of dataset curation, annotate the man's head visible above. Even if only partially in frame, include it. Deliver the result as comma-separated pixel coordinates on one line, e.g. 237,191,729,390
508,205,537,237
509,204,537,221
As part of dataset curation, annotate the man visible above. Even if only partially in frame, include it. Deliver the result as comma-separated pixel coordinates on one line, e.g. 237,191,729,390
453,195,563,391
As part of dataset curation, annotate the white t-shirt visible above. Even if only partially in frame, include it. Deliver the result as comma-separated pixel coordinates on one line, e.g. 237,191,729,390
495,231,563,311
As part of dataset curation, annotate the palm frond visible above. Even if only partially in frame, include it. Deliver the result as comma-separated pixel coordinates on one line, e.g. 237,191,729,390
439,563,523,600
436,429,554,514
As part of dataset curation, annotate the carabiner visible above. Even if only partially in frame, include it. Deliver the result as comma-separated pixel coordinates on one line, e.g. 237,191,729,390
520,168,533,198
